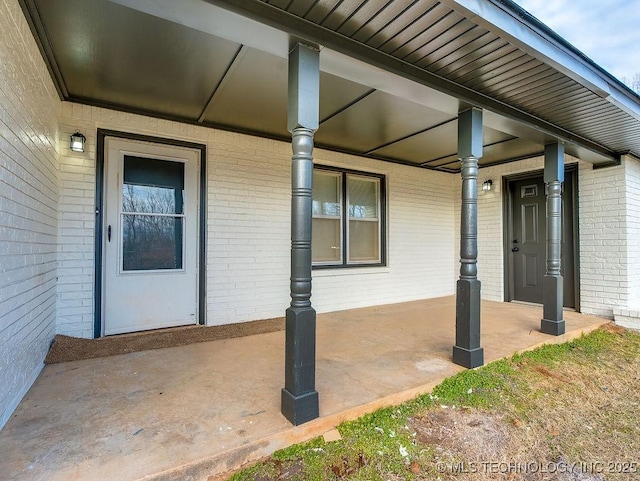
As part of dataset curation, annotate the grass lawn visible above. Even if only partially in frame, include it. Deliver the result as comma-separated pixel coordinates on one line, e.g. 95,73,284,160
229,325,640,480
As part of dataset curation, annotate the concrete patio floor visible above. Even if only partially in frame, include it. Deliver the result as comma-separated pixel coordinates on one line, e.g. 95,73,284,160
0,297,608,481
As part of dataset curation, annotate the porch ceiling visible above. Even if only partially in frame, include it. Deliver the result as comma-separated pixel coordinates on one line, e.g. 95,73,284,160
20,0,640,172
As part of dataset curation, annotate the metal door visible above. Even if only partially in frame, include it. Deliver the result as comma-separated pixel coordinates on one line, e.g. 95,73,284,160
510,172,575,307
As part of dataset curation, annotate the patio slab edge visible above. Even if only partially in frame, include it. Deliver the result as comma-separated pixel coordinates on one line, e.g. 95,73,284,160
511,320,610,356
141,319,610,481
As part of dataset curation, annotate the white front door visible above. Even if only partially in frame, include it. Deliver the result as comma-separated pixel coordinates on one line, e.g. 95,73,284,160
103,137,200,335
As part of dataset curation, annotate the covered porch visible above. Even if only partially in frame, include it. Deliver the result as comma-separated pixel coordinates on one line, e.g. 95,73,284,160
11,0,637,430
0,297,608,481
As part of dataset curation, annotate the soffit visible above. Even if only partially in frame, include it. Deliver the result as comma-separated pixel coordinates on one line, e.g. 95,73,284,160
21,0,640,172
260,0,640,160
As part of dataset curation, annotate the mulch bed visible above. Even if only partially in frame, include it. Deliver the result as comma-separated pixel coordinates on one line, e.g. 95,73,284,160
45,317,285,364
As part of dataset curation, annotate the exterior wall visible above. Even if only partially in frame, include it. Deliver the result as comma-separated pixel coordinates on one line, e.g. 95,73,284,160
56,110,97,338
455,154,634,320
577,161,628,317
613,155,640,330
0,0,60,429
624,156,640,308
453,156,554,302
56,100,639,339
312,152,456,312
57,102,457,336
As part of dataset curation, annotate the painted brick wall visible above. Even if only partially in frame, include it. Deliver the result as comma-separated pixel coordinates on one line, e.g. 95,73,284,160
56,101,639,334
0,0,60,429
453,154,630,319
312,151,456,312
624,155,640,308
453,157,550,302
577,161,628,317
57,103,457,335
206,131,292,325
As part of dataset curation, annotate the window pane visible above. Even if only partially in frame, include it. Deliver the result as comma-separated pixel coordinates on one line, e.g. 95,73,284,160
349,220,379,262
123,156,184,214
313,171,341,217
348,176,378,218
123,184,178,214
122,214,183,271
312,218,341,263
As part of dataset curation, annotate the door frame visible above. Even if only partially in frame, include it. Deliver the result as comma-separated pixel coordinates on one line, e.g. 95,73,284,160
502,163,580,310
94,129,207,338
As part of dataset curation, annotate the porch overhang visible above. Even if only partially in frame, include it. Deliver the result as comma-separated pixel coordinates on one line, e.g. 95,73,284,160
20,0,640,172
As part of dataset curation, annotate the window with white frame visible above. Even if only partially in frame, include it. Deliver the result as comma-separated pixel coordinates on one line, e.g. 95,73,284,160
312,166,385,267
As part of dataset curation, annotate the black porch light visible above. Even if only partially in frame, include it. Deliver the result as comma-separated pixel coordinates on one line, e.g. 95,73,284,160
482,179,493,192
70,131,86,153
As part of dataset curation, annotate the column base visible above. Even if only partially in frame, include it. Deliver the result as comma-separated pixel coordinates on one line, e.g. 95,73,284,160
542,274,564,335
542,275,563,321
453,346,484,368
281,388,319,426
454,279,483,368
541,319,566,336
282,307,318,425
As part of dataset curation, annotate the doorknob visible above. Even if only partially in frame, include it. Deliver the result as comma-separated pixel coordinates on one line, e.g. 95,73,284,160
513,239,518,244
107,225,111,242
512,246,519,252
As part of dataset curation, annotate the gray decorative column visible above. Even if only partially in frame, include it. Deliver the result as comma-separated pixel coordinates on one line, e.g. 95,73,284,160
281,43,320,426
453,108,484,369
541,142,566,335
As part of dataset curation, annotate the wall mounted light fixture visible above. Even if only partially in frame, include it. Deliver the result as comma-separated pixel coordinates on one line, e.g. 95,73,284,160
482,179,493,192
70,131,86,153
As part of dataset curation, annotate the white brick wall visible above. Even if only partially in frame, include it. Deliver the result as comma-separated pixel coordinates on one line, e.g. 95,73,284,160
57,103,458,334
453,155,634,320
613,307,640,331
312,151,456,312
624,155,640,308
0,0,60,429
206,131,291,325
453,157,550,302
578,161,628,317
57,105,98,338
56,101,640,336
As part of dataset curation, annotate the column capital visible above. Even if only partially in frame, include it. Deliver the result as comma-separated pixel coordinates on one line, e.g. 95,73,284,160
544,142,565,183
288,43,320,132
458,107,483,159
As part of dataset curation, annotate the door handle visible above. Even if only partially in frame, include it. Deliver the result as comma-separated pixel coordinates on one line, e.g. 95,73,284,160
513,239,518,244
107,225,111,242
512,246,519,252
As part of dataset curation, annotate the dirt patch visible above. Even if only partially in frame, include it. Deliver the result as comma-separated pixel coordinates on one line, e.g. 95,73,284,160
412,409,511,462
410,408,606,480
45,317,284,363
407,329,640,481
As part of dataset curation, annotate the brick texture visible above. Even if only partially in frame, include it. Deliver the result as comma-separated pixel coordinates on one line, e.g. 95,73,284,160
453,155,635,320
0,0,60,429
625,156,640,308
57,104,458,334
578,161,628,317
57,103,640,336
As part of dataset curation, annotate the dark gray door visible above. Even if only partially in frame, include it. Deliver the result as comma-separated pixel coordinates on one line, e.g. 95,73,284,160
510,172,575,308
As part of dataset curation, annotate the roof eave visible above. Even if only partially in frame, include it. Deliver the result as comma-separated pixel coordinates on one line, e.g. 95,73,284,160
442,0,640,122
